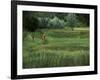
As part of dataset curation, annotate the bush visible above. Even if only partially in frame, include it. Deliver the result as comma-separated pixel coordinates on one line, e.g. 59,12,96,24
48,17,65,28
76,22,87,27
65,13,78,30
23,15,39,32
38,17,50,28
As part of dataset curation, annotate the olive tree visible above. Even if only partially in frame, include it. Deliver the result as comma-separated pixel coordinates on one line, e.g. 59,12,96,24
38,17,50,28
65,13,77,30
48,17,65,28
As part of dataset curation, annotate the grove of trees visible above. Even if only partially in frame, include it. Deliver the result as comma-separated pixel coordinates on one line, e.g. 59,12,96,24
23,11,90,41
23,11,89,32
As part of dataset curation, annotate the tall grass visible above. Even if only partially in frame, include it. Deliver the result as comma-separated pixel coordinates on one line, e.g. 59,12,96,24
23,28,89,68
23,50,89,68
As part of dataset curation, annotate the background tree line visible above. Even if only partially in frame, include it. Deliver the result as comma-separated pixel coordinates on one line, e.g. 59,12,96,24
23,11,89,32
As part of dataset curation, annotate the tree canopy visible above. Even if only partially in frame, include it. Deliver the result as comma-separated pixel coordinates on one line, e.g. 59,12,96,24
23,11,89,32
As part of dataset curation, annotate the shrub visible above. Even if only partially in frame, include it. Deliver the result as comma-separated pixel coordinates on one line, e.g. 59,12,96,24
23,15,39,32
38,17,50,28
48,17,65,28
76,22,87,27
65,13,78,30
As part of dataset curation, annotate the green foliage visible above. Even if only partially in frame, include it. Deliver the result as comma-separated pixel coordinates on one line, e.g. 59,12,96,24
23,12,39,32
76,22,88,27
23,28,89,68
38,17,50,28
48,17,65,28
77,14,89,27
23,11,89,32
23,11,90,68
23,50,89,68
65,13,78,30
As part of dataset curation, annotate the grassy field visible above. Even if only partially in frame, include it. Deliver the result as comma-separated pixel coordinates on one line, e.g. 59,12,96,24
23,27,89,68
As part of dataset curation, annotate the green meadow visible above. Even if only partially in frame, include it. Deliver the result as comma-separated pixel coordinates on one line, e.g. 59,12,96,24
23,27,89,68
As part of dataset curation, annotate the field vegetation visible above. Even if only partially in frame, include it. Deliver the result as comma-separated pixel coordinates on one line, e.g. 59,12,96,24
23,11,90,68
